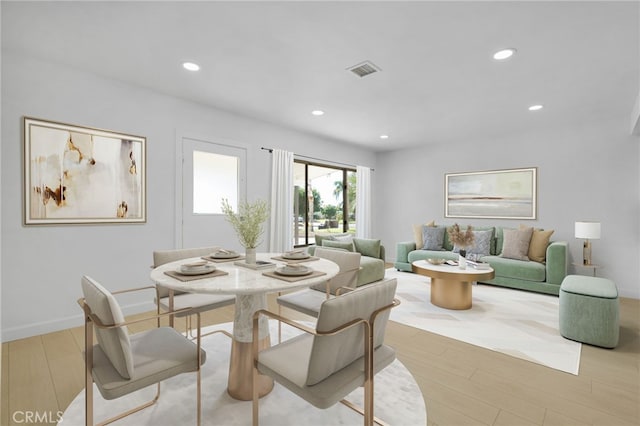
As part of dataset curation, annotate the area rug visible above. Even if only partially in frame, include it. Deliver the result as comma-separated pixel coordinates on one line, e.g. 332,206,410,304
61,321,426,426
386,268,581,375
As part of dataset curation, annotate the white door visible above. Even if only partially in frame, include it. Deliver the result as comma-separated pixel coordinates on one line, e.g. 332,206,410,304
179,137,247,249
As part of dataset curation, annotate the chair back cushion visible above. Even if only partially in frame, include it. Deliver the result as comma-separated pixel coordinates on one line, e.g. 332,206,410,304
306,278,397,386
153,246,219,297
81,276,134,379
310,248,361,295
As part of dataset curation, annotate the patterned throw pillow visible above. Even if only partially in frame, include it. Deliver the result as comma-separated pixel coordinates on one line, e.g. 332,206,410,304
412,220,436,248
453,229,493,256
501,227,534,260
421,226,445,250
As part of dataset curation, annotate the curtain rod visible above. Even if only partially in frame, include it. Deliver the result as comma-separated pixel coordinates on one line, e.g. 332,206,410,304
260,147,374,171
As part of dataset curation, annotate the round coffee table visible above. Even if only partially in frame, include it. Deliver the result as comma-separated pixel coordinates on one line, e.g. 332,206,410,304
412,260,495,310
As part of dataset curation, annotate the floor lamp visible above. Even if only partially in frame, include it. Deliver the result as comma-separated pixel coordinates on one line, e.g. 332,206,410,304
575,221,601,265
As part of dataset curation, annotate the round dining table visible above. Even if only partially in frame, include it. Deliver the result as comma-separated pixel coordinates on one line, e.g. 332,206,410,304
150,252,339,400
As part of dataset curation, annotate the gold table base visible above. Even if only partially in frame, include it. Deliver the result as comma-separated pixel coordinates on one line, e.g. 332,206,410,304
228,336,274,400
430,278,472,310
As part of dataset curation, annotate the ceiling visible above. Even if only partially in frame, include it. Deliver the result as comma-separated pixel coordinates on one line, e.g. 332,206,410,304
2,1,638,151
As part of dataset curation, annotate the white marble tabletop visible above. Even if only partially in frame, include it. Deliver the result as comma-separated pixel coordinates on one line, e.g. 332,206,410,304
150,252,340,295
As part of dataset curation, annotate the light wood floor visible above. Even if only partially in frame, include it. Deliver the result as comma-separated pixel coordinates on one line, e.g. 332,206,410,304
2,294,639,426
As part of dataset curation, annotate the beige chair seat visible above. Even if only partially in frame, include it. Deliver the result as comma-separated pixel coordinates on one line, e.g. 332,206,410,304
276,247,361,318
92,326,206,400
257,333,395,409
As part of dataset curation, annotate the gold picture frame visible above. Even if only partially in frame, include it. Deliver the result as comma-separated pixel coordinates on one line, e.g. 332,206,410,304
445,167,537,220
23,117,146,225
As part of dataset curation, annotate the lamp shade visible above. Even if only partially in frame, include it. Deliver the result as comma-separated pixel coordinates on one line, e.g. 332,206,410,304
575,221,601,239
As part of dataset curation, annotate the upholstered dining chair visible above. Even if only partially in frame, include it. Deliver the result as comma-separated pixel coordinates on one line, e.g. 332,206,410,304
276,247,362,318
252,278,399,426
153,247,235,337
79,276,206,426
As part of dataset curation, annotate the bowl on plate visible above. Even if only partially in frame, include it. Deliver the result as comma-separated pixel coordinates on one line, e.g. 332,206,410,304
211,249,239,259
178,262,216,275
275,263,313,276
282,250,310,260
426,258,446,265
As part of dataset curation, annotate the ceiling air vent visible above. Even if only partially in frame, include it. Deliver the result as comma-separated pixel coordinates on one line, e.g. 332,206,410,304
347,61,381,78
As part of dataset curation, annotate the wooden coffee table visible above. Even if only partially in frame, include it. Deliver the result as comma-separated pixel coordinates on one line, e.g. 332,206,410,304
412,260,495,310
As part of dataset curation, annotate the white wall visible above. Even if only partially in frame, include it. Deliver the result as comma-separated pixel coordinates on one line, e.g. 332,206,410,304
375,117,640,299
0,51,376,341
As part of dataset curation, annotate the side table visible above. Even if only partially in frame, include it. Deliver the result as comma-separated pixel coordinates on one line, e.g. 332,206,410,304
571,262,602,277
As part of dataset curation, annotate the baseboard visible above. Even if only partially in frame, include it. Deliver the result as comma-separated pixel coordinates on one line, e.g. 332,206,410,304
1,301,156,343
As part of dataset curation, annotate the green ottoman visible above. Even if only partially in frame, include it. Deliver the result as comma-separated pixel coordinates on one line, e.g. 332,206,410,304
559,275,619,348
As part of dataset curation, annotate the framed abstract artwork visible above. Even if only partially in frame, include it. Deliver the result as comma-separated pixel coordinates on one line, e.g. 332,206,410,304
23,117,146,225
445,167,537,220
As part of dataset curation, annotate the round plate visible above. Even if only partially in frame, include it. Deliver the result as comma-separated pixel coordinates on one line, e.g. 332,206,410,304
275,266,313,276
176,264,217,275
211,252,240,259
282,252,310,260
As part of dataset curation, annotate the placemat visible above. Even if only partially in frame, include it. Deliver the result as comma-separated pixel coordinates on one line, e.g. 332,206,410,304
164,269,229,282
262,269,326,282
201,255,245,263
270,255,319,264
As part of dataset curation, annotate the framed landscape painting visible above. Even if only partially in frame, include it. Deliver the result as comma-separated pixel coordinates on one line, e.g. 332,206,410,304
24,117,146,225
445,167,537,220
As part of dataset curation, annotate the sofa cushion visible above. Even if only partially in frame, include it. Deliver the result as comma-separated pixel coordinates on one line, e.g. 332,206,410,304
353,238,381,259
421,226,445,250
482,255,546,282
322,239,354,251
528,229,554,263
356,256,385,287
501,227,534,260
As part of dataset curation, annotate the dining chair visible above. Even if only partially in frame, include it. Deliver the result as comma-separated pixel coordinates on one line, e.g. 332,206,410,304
153,247,235,337
79,276,206,426
276,247,362,318
252,278,399,426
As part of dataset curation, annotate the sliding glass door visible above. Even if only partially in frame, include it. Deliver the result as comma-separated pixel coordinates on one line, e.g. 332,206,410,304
293,161,356,247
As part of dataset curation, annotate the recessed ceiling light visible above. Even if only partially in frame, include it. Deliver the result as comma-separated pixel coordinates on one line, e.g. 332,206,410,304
182,62,200,71
380,135,389,139
493,48,517,60
528,104,543,111
311,110,325,116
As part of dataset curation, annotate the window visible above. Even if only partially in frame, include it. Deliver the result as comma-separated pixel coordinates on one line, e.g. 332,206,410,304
293,161,357,247
192,151,238,214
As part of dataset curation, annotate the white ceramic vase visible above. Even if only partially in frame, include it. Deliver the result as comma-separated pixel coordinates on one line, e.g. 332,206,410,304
245,247,257,265
458,249,467,270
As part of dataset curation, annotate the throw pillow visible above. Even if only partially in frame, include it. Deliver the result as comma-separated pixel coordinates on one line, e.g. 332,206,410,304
353,238,381,258
314,233,335,247
421,226,445,250
453,229,493,256
528,229,554,263
412,220,436,248
322,239,354,251
501,227,534,261
334,234,354,243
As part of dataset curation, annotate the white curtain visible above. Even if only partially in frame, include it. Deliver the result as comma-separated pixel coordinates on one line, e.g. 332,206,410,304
356,165,372,238
269,149,294,252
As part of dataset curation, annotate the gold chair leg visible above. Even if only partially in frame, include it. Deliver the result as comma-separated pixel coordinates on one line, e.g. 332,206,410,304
95,384,161,426
340,398,388,426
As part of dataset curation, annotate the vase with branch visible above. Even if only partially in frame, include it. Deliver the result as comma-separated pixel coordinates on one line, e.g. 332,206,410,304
447,223,475,269
221,198,269,264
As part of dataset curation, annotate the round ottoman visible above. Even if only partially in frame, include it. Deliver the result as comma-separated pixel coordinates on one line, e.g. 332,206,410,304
559,275,619,348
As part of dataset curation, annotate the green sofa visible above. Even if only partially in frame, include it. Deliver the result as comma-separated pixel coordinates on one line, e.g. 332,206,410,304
394,226,568,296
307,233,386,287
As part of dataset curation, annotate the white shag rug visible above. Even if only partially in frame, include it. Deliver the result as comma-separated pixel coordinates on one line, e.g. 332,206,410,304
61,321,426,426
387,268,581,375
